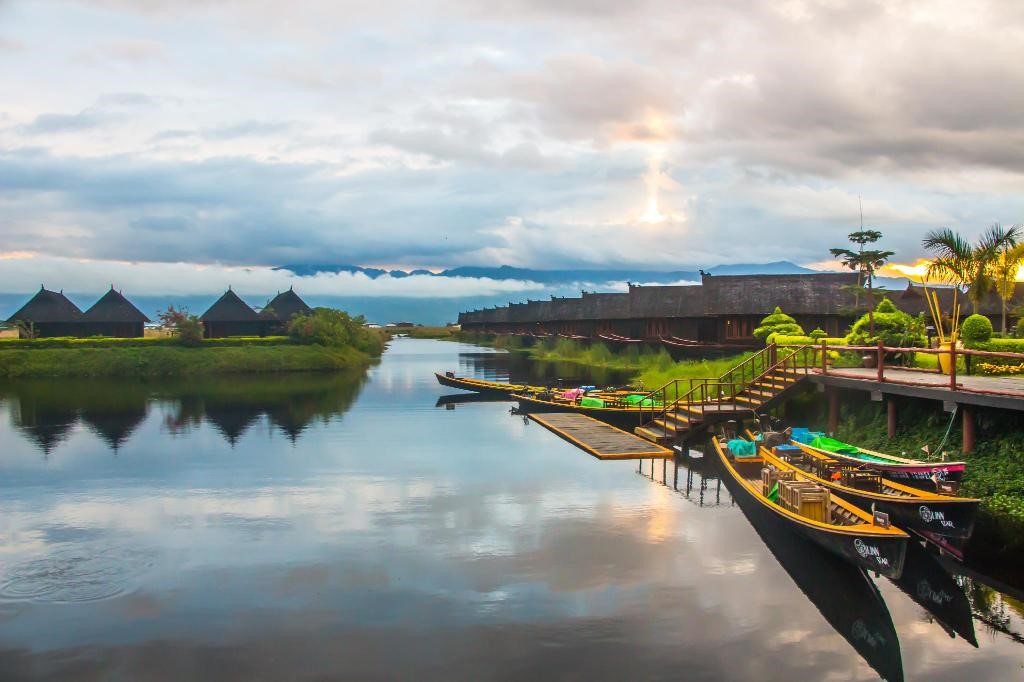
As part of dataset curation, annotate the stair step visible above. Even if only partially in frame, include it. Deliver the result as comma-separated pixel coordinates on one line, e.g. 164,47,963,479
634,426,673,444
732,395,762,406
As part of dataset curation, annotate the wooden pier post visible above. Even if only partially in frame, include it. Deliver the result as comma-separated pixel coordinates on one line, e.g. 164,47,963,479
887,398,897,439
827,387,839,436
962,405,976,454
876,340,885,382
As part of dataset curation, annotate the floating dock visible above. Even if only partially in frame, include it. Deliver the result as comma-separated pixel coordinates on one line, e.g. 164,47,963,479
529,413,673,459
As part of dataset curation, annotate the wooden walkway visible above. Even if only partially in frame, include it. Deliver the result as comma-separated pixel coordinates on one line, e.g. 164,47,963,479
529,413,673,459
811,367,1024,411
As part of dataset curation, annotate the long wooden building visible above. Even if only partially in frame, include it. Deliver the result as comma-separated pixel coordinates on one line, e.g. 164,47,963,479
459,273,862,345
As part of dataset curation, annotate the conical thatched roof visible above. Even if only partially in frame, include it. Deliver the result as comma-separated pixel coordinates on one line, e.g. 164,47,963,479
200,289,260,322
6,287,83,323
260,288,312,322
82,287,151,323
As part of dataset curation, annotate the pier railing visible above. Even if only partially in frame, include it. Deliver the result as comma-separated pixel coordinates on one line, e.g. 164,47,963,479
794,340,1024,398
638,343,818,440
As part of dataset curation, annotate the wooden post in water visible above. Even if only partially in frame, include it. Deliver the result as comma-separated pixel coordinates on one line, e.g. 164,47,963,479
962,404,976,454
827,387,840,436
887,398,897,439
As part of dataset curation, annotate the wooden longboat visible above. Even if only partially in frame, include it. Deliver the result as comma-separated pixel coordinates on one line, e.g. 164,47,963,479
730,469,905,682
795,434,965,485
511,393,656,430
434,373,545,397
712,437,908,578
755,437,979,540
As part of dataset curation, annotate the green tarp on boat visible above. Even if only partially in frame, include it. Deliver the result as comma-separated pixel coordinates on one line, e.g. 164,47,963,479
580,396,605,408
623,394,661,407
808,436,889,463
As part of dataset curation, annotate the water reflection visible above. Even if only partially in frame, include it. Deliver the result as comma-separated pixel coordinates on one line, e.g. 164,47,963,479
0,370,367,455
455,350,635,387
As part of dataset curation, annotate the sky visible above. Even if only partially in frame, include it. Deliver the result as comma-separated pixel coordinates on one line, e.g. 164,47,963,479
1,0,1023,298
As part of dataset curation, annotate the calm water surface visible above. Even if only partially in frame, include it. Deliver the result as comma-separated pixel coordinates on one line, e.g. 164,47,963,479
0,338,1022,681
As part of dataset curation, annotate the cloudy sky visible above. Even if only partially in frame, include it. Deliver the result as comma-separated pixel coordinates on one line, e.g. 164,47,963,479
2,0,1023,296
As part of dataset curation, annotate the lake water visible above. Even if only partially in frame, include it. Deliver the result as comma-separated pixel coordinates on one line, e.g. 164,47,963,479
0,338,1021,681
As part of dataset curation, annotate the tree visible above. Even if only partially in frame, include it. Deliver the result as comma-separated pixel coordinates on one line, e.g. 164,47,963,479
923,223,1021,315
753,306,804,343
13,319,38,339
158,305,203,346
830,229,894,338
991,232,1024,334
846,298,926,351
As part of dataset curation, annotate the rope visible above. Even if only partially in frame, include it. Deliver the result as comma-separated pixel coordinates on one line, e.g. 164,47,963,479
932,404,958,459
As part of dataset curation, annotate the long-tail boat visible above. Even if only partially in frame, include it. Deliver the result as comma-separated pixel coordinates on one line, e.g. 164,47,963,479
434,372,548,397
511,392,661,430
792,431,965,485
731,469,905,682
712,436,908,578
753,435,979,539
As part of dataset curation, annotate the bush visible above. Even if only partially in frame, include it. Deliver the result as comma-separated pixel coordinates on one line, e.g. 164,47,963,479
753,307,805,343
1016,317,1024,339
809,327,827,341
158,306,203,346
288,308,384,355
845,298,926,347
961,314,993,345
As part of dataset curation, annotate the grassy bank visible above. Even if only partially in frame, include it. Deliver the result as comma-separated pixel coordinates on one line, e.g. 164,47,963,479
455,333,751,391
402,326,460,339
0,342,376,378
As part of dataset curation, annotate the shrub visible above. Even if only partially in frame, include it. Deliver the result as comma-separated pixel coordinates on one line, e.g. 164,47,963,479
845,298,926,347
1014,317,1024,339
753,307,805,343
809,327,827,341
157,306,204,346
961,314,993,345
288,307,384,355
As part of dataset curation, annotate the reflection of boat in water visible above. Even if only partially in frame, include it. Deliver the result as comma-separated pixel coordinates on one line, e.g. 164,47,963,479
730,466,905,682
434,392,509,407
891,541,978,647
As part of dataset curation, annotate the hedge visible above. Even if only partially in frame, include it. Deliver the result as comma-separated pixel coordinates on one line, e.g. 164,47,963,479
771,335,846,346
0,335,293,350
966,338,1024,353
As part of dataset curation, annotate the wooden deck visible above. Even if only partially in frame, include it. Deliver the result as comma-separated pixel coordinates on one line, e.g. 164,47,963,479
529,413,674,459
811,367,1024,411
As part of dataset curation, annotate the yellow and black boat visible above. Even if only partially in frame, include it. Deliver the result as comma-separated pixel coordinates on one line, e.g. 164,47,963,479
713,435,908,578
433,372,547,398
752,434,979,540
511,391,662,430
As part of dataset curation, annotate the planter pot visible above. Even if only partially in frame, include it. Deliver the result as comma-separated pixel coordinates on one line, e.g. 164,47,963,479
938,342,956,375
861,354,877,368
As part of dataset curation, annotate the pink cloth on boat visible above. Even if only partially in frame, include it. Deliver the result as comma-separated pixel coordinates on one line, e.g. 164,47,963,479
561,389,584,399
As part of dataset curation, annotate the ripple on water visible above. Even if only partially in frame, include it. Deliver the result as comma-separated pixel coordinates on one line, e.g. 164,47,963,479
0,545,156,604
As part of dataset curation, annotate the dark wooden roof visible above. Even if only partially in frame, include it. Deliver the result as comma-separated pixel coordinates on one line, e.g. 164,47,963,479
82,287,150,323
260,288,312,321
899,282,1024,318
6,287,83,323
627,284,704,318
200,289,260,322
700,273,859,315
580,292,629,319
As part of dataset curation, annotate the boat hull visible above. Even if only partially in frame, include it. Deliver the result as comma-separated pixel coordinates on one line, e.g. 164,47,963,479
513,394,647,431
714,442,907,579
434,373,523,397
835,488,978,540
824,451,965,485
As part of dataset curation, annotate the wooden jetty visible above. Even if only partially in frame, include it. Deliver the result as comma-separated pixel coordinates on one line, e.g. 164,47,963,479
529,413,673,459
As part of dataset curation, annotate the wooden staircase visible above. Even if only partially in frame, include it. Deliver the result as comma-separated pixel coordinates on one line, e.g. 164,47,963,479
633,344,815,445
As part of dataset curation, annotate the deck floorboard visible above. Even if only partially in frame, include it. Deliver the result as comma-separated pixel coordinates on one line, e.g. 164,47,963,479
529,413,673,459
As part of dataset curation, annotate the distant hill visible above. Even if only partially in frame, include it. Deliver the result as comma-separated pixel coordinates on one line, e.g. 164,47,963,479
274,261,819,284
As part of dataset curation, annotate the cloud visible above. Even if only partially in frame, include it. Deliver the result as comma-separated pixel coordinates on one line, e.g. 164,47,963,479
0,253,547,298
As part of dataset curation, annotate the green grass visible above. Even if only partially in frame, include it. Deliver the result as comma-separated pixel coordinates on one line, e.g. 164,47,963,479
0,344,374,377
403,326,459,339
0,335,293,349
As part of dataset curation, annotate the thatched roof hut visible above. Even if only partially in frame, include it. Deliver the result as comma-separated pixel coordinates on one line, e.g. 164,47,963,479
5,286,84,337
81,287,150,337
200,288,265,338
260,288,312,331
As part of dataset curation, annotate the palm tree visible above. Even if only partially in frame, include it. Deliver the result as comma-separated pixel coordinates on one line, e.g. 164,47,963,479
992,233,1024,334
831,229,894,337
923,224,1021,314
